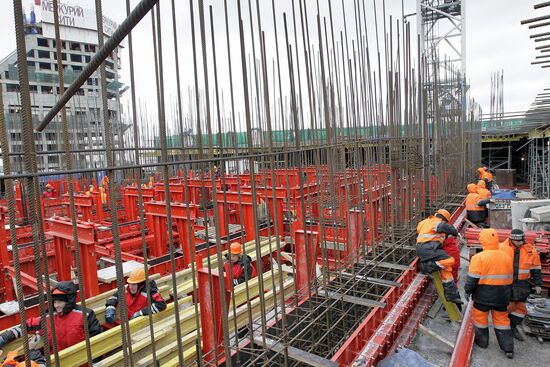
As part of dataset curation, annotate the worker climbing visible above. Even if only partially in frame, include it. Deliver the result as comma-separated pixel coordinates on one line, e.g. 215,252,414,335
0,281,101,352
416,209,462,304
465,228,514,358
465,183,491,227
499,229,543,341
105,268,167,323
224,242,257,286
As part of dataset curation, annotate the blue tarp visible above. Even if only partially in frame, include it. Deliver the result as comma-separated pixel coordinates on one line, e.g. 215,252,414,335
492,190,516,200
377,348,436,367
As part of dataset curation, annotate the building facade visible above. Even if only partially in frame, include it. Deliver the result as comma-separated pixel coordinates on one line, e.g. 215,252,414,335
0,1,127,174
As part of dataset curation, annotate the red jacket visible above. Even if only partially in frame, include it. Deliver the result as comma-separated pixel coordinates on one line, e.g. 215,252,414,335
224,255,257,285
0,306,101,353
106,280,166,317
442,236,460,283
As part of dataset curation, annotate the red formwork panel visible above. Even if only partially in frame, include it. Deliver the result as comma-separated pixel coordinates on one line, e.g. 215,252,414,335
331,259,424,366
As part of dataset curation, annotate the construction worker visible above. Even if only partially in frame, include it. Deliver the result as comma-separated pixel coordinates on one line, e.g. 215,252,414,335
465,183,491,226
416,209,462,304
499,229,543,341
224,242,257,286
477,167,494,190
465,228,514,358
42,183,56,199
105,268,167,323
476,180,492,199
0,334,45,367
0,281,101,352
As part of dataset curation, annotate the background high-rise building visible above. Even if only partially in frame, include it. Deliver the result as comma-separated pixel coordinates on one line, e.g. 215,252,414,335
0,0,127,174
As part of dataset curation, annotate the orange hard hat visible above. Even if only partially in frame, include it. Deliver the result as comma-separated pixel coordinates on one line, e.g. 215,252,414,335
479,228,499,250
127,268,146,284
467,183,477,193
436,209,451,222
477,180,486,188
230,242,243,255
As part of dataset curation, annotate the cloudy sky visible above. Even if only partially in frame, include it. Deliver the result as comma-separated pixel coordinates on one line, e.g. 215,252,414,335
0,0,546,126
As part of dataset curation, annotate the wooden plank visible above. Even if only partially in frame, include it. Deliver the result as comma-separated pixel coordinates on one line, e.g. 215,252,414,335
427,297,443,319
97,260,144,283
317,289,386,308
253,335,338,367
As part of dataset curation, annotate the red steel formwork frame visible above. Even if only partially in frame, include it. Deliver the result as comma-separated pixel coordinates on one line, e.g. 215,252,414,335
449,300,474,367
330,258,424,366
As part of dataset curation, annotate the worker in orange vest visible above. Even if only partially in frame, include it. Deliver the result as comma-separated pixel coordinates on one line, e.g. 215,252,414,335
0,334,45,367
476,180,492,199
499,229,543,341
465,228,514,358
465,183,491,226
224,243,257,286
477,167,494,190
416,209,462,304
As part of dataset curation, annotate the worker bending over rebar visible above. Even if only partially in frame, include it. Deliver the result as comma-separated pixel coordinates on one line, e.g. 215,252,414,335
416,209,462,304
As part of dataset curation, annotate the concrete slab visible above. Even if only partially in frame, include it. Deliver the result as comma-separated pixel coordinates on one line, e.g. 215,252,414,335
511,199,550,229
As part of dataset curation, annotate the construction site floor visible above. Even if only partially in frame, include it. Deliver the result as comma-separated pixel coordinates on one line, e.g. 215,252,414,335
410,246,550,367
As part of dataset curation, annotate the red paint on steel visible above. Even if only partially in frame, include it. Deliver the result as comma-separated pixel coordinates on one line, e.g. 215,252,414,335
449,300,474,367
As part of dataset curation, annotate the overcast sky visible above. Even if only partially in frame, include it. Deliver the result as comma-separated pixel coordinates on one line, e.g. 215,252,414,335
0,0,546,128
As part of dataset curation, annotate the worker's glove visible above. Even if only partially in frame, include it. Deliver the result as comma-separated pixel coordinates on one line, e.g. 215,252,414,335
105,306,117,324
28,333,41,350
131,310,143,319
535,286,542,295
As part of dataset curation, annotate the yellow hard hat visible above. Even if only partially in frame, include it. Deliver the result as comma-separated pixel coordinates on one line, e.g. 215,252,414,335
127,268,146,284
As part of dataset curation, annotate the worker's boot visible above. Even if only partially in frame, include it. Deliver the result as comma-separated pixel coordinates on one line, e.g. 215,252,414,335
495,328,514,356
511,326,525,341
419,261,441,275
442,281,462,304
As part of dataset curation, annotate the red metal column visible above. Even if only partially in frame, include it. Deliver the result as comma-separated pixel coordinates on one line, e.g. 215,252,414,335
77,222,100,298
348,208,363,262
294,229,318,299
172,203,197,267
197,267,231,363
53,236,72,281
